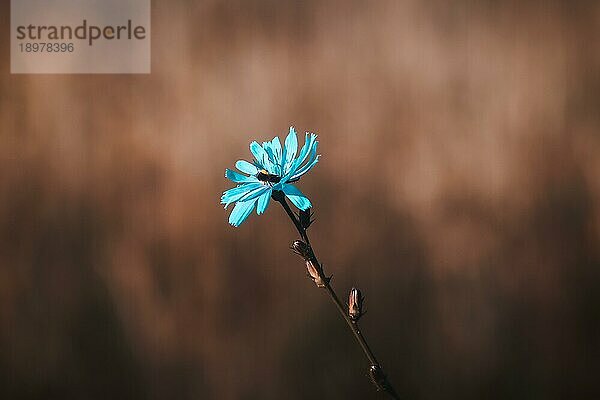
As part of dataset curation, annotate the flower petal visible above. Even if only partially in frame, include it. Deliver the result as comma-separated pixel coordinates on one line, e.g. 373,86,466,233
284,133,317,181
221,183,263,208
252,141,278,174
239,184,269,202
297,133,318,166
226,168,258,183
291,142,319,180
263,142,280,174
271,136,282,162
282,184,312,210
256,190,271,215
235,160,259,175
264,137,283,175
282,127,298,174
250,141,268,167
228,198,258,227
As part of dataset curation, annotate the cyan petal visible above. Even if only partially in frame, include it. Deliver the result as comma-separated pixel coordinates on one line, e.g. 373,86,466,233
300,134,318,165
256,190,271,215
262,142,280,174
229,198,258,227
263,155,277,174
226,168,258,183
295,133,313,166
263,142,275,162
235,160,259,175
282,184,312,210
283,133,317,182
250,141,269,169
291,142,319,179
282,127,298,174
252,141,278,174
239,185,269,202
221,183,263,207
291,155,320,180
271,136,282,162
221,184,254,205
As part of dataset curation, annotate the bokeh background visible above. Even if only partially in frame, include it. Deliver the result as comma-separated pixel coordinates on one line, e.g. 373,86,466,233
1,1,600,399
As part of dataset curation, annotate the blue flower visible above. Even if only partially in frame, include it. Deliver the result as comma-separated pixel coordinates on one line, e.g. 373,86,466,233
222,127,320,227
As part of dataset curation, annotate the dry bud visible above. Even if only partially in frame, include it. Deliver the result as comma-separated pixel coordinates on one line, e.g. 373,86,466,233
306,260,326,287
290,240,311,260
348,287,364,322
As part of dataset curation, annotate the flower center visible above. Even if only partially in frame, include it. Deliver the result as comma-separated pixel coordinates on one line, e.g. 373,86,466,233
256,169,281,184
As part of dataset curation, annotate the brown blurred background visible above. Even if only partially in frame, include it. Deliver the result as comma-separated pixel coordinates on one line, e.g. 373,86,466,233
1,0,600,399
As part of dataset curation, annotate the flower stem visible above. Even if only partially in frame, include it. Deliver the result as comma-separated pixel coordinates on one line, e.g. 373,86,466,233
275,195,400,399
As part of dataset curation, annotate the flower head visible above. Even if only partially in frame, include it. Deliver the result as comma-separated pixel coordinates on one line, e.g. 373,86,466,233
222,127,320,226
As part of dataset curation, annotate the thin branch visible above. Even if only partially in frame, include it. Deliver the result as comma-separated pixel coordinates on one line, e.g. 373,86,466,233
274,193,399,399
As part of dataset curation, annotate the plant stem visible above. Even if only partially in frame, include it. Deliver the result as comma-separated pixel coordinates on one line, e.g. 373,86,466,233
275,195,400,399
